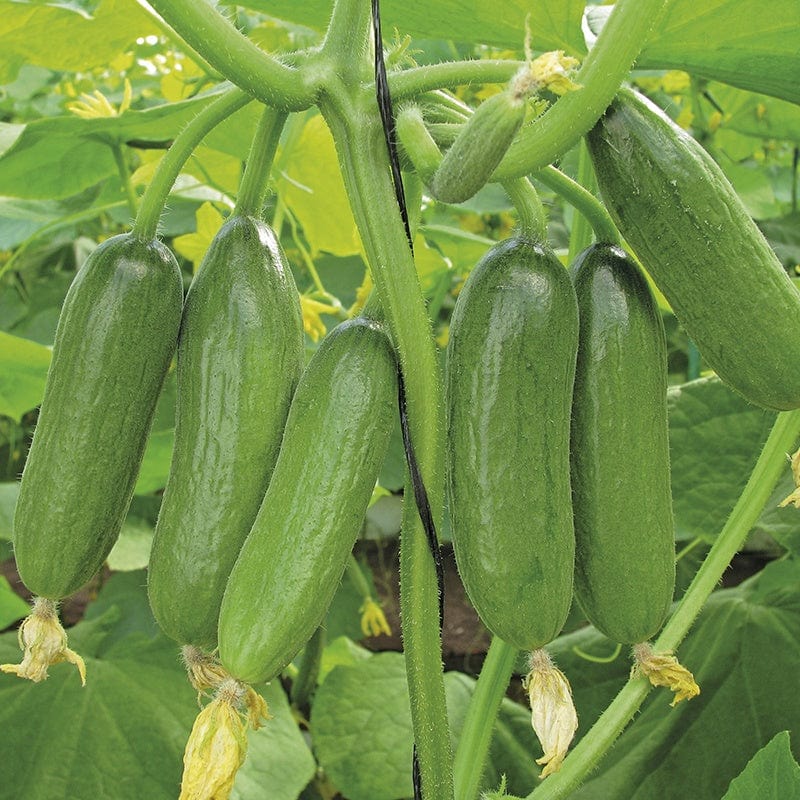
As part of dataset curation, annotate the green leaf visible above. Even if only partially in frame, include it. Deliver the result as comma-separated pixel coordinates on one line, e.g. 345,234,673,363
759,214,800,269
311,652,538,800
0,571,315,800
0,0,159,83
722,731,800,799
0,482,19,541
588,1,800,104
0,331,51,422
134,429,174,495
233,0,586,54
0,575,30,630
0,91,254,200
667,377,778,543
106,515,154,571
550,558,800,800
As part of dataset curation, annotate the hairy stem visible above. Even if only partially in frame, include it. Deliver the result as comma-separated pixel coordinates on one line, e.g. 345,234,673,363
453,637,519,800
503,178,547,242
234,106,288,217
526,409,800,799
145,0,315,110
132,88,251,241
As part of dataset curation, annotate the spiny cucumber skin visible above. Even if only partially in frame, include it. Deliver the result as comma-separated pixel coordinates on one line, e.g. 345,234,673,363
432,91,525,204
14,234,183,599
447,237,578,652
587,88,800,412
218,318,397,684
147,216,304,650
570,244,675,644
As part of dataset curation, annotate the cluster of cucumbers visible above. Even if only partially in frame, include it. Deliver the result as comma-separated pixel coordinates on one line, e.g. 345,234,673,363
10,85,800,708
446,87,800,654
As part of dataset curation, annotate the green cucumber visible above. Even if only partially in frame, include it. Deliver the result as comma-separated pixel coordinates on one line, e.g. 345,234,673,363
587,88,800,411
431,90,525,204
447,236,578,652
147,215,304,650
570,243,675,644
14,234,182,599
218,317,397,684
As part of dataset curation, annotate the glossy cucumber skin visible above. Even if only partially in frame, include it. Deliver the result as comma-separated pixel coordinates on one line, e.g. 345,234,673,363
218,318,397,684
14,234,182,599
432,91,525,204
587,88,800,411
570,244,675,644
447,237,578,652
148,216,304,650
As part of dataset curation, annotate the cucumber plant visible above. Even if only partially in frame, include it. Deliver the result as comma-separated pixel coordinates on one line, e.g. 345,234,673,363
3,1,800,800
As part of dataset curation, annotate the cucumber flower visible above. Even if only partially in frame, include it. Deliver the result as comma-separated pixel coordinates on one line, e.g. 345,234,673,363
300,295,340,342
632,642,700,706
67,79,132,119
359,596,392,638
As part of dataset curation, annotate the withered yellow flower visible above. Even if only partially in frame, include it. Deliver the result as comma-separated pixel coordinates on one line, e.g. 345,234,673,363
0,597,85,685
632,642,700,706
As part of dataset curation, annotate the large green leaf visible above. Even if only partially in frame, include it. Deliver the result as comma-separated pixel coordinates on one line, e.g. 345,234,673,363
0,576,30,630
587,1,800,104
311,650,538,800
0,92,257,200
0,331,50,422
549,558,800,800
232,0,586,54
722,732,800,799
0,571,316,800
0,0,159,83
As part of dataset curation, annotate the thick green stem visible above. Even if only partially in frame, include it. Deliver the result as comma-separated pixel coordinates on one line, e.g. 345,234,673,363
566,142,598,261
291,626,325,710
503,178,547,242
390,60,521,101
234,106,288,217
132,88,251,241
534,166,620,247
526,409,800,799
494,0,668,179
320,0,372,79
396,105,443,185
321,85,453,800
145,0,315,110
453,637,519,800
346,554,373,599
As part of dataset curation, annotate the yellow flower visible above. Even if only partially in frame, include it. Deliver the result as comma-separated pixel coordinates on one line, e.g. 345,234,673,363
523,649,578,778
300,295,340,342
359,597,392,638
174,203,225,273
348,270,373,317
67,79,132,119
0,597,86,685
631,642,700,706
512,50,581,100
182,646,230,697
779,448,800,509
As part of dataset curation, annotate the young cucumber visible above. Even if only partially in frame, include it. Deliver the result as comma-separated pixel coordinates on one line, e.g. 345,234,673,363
447,237,578,652
570,243,675,644
431,90,525,204
147,215,304,650
587,88,800,411
218,317,397,684
14,234,183,599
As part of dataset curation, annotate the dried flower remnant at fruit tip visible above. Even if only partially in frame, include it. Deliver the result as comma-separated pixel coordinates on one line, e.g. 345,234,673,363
778,447,800,508
631,642,700,706
179,677,270,800
182,645,230,699
359,596,392,637
511,20,581,101
0,597,86,685
523,649,578,778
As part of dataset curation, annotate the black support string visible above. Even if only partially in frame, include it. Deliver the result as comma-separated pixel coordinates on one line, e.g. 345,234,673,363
371,2,445,797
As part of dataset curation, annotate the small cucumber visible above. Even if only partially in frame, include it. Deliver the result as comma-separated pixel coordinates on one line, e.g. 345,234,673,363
587,88,800,411
148,215,304,650
14,234,182,599
447,236,578,652
570,244,675,644
431,90,525,204
218,317,397,684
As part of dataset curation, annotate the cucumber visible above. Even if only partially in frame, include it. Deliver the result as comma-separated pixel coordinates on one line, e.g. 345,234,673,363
148,215,304,650
586,88,800,411
431,90,525,204
218,317,397,684
570,243,675,644
13,234,183,599
447,236,578,652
